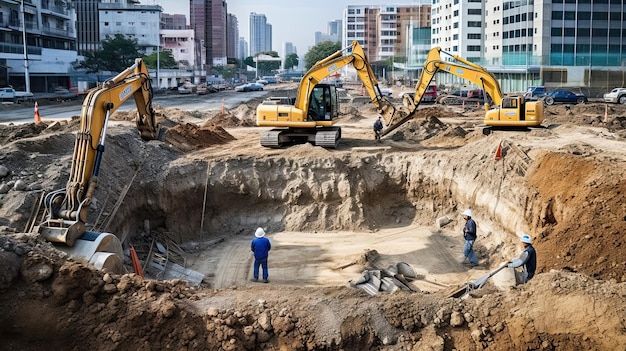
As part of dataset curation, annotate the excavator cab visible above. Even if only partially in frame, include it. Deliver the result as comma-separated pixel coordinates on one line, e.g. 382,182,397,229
257,83,342,148
308,84,339,122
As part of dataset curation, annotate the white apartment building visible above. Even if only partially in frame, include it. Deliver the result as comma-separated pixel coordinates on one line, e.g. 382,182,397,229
161,29,195,70
434,0,626,95
99,3,161,54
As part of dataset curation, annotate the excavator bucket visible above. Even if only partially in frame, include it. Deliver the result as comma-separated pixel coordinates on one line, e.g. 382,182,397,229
37,219,85,247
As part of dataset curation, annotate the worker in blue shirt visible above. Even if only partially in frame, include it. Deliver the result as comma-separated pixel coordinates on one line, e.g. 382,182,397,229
461,209,479,267
508,233,537,284
250,227,272,283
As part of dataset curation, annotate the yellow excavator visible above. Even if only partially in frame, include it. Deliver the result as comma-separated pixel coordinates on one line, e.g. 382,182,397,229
256,41,543,147
256,41,402,148
392,46,543,137
35,58,161,273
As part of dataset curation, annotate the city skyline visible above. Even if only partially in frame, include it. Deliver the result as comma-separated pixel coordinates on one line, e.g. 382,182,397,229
150,0,424,59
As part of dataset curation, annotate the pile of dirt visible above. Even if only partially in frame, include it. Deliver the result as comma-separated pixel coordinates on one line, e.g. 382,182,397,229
1,231,626,350
164,122,235,151
209,110,255,127
525,151,626,281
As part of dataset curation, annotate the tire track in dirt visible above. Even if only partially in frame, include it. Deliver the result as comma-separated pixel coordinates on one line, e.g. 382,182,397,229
210,238,252,288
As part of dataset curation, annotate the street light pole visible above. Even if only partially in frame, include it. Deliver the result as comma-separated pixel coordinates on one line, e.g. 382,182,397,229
21,0,30,93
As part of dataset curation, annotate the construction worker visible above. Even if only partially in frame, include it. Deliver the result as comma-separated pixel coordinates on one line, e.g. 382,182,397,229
461,209,479,267
508,233,537,284
373,116,383,141
250,227,271,283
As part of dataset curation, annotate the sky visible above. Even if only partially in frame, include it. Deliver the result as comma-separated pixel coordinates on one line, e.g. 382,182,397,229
143,0,425,59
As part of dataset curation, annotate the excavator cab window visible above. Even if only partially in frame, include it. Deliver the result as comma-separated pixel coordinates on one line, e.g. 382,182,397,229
309,84,338,121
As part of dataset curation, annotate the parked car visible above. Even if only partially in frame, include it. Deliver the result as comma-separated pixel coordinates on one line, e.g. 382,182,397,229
603,87,626,104
543,89,587,105
524,86,546,100
466,89,484,100
196,83,208,95
451,90,469,97
178,83,196,94
234,83,264,92
255,79,268,85
0,87,15,104
15,90,34,103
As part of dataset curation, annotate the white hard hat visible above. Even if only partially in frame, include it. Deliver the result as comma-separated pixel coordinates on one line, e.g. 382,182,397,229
520,233,532,244
255,227,266,238
462,209,472,217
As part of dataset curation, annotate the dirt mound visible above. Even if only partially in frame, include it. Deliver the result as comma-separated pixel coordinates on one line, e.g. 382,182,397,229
340,106,366,122
543,103,626,134
2,232,626,350
389,115,454,142
525,151,626,281
164,122,235,151
210,110,255,128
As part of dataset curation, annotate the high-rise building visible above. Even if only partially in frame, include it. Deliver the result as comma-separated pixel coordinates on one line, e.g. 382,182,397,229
282,42,297,70
226,14,239,60
238,37,248,61
315,21,341,46
249,12,271,56
328,20,342,39
190,0,227,68
342,4,430,63
161,14,188,30
433,0,626,93
75,0,100,55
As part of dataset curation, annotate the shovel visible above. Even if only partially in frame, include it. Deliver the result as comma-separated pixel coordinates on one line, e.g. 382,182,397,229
449,263,509,298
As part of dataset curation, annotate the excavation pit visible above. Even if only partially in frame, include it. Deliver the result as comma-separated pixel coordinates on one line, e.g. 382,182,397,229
1,101,625,350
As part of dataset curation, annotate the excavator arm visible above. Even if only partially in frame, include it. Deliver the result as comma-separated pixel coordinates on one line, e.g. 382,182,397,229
38,58,160,248
404,47,503,110
294,41,400,124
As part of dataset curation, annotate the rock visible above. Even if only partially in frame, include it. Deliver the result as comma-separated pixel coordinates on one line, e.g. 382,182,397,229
449,311,465,327
436,216,451,228
103,283,118,293
258,311,272,331
0,165,9,178
0,252,21,289
0,183,10,194
13,179,27,191
21,261,53,283
27,183,43,191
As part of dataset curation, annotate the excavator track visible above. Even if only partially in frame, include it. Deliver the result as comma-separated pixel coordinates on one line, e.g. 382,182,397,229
260,127,341,148
314,127,341,148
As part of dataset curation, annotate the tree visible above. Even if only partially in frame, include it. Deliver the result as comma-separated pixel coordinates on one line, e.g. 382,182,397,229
73,34,142,73
243,51,281,76
304,41,341,71
142,50,178,69
284,53,299,71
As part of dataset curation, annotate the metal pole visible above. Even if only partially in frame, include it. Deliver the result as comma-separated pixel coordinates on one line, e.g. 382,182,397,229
21,0,31,93
157,6,160,89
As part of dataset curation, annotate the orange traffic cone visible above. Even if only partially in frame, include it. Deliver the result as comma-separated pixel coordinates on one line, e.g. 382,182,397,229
494,141,502,160
34,102,41,123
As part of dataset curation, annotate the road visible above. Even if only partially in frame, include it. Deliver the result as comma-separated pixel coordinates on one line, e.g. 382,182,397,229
0,89,269,125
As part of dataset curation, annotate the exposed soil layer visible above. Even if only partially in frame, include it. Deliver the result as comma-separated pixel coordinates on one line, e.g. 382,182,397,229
1,88,626,350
